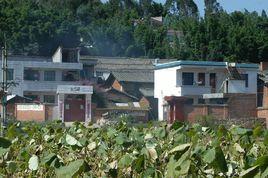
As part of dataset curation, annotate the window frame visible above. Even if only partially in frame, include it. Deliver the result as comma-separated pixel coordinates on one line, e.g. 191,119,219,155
197,73,206,86
7,68,14,81
182,72,194,86
24,69,40,81
44,70,56,81
43,95,56,104
241,74,249,88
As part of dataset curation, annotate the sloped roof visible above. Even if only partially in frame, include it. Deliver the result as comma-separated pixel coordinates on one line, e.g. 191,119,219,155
139,88,154,97
112,71,153,83
7,55,51,62
227,67,243,80
80,56,176,72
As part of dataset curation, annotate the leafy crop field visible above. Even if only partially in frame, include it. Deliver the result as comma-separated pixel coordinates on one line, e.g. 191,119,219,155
0,121,267,177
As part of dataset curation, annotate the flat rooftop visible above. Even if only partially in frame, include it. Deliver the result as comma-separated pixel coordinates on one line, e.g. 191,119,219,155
155,60,259,70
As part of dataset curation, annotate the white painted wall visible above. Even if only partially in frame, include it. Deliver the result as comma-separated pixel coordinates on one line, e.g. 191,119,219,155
0,60,82,97
52,47,62,63
228,80,246,93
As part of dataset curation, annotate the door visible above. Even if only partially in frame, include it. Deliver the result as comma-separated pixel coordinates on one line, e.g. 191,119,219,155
210,73,216,93
64,94,85,122
174,102,184,122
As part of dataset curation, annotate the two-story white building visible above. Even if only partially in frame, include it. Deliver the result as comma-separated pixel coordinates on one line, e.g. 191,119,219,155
1,47,95,122
154,60,259,121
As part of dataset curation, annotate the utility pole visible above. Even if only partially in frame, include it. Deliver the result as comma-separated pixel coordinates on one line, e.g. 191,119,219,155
1,41,7,137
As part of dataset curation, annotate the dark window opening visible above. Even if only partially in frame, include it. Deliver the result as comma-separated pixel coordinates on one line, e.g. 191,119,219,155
209,98,228,105
198,73,205,86
241,74,248,88
44,71,56,81
185,98,194,105
210,73,216,88
198,98,205,104
7,69,14,80
62,49,78,63
62,70,79,81
182,72,194,85
44,95,55,103
24,69,40,81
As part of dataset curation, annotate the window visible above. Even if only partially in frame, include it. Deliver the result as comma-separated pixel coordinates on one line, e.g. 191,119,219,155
198,73,205,86
198,98,205,104
185,98,194,105
210,73,216,89
241,74,248,88
44,95,55,103
62,70,79,81
7,69,14,80
44,71,55,81
24,69,40,81
209,98,228,105
182,72,194,85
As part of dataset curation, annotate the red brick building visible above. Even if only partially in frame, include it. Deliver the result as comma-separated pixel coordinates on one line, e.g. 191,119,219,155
164,94,258,126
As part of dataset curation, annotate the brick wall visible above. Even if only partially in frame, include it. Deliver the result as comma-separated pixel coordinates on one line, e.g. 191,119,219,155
228,94,257,118
182,94,264,127
15,104,46,122
208,105,229,119
263,86,268,108
184,105,208,123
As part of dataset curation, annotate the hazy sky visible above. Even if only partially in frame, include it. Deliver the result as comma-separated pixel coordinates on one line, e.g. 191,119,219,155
155,0,268,15
102,0,268,15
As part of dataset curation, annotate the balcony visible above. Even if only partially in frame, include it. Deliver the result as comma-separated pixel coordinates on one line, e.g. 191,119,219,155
22,81,81,92
180,85,212,96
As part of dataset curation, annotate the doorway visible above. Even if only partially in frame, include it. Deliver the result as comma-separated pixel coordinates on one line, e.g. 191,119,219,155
64,94,85,122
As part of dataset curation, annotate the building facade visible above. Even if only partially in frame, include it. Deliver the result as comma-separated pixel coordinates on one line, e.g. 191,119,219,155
1,47,95,122
154,60,259,121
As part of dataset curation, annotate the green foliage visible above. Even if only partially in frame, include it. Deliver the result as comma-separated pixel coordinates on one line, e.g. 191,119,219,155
0,121,267,177
0,0,267,62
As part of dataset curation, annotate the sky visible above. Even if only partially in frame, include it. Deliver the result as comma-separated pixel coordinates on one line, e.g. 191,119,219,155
102,0,268,16
154,0,268,16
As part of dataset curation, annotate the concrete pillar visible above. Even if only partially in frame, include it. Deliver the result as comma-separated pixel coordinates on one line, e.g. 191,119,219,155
85,94,92,123
58,94,65,122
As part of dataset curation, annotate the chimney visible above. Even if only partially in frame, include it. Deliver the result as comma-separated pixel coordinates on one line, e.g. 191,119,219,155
153,58,159,65
260,62,268,71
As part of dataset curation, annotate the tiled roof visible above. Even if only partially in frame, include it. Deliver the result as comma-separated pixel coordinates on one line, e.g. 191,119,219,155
112,71,154,83
7,55,51,62
80,56,176,72
139,88,154,97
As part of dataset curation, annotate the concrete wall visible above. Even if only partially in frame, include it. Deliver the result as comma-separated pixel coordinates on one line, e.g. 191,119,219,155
228,80,246,93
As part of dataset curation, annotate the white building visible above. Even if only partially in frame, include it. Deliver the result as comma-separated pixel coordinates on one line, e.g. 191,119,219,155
1,47,95,103
0,47,95,122
154,60,259,121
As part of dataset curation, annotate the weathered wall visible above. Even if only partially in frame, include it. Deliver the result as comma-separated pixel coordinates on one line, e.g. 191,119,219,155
15,104,46,122
228,94,257,118
181,94,258,126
